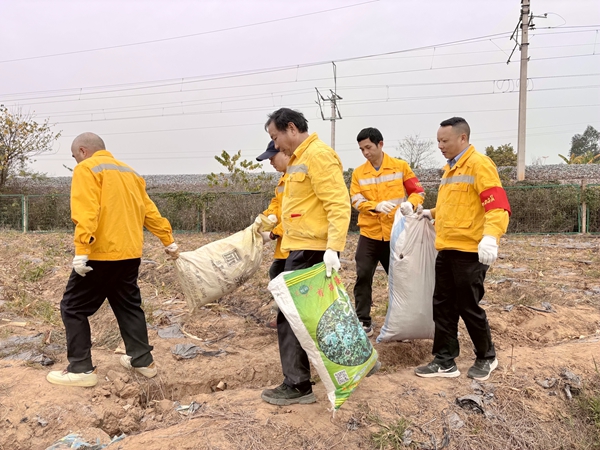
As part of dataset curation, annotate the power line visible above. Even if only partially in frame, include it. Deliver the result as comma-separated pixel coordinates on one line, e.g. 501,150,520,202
44,82,599,125
39,75,600,120
0,0,379,64
1,31,518,99
37,120,596,159
9,52,598,109
2,26,596,101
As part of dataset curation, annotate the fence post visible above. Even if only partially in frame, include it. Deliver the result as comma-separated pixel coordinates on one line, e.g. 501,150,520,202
581,179,587,234
202,204,206,233
22,195,28,233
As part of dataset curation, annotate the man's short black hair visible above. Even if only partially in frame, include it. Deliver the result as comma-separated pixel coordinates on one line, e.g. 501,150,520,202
356,127,383,145
440,117,470,140
265,108,309,133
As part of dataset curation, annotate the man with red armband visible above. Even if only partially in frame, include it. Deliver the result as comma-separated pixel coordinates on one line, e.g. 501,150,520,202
416,117,511,381
350,127,425,336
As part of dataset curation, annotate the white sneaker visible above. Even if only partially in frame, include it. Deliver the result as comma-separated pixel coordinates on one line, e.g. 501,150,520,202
120,355,157,378
46,369,98,387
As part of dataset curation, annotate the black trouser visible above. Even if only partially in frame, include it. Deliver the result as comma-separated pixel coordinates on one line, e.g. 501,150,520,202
269,258,287,281
354,235,390,327
60,258,153,373
431,250,495,366
277,250,325,389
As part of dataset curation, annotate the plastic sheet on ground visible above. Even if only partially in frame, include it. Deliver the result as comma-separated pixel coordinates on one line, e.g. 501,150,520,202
171,343,225,359
45,433,125,450
2,350,54,365
157,324,185,339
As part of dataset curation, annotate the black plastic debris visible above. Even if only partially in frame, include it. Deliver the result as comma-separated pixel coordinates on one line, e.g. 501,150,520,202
456,394,485,414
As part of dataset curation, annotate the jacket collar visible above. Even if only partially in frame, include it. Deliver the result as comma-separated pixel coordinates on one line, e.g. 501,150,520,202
291,133,319,160
91,150,113,159
363,152,390,174
444,145,475,171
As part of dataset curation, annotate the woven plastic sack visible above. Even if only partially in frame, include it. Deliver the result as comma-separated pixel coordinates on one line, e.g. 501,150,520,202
376,213,437,342
268,262,379,411
175,215,273,313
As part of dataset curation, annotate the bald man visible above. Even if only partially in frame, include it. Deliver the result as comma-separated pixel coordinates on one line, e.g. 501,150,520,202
46,133,180,387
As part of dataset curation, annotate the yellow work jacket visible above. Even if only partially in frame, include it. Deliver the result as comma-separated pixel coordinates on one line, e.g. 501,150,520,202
350,153,425,241
263,173,289,260
71,150,174,260
431,145,510,252
281,133,351,253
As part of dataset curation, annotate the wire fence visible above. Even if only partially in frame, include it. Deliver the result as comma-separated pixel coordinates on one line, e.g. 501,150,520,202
0,183,596,234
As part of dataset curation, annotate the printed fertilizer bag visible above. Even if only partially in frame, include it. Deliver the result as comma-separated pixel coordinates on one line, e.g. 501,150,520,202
268,262,379,411
175,215,274,313
376,213,437,342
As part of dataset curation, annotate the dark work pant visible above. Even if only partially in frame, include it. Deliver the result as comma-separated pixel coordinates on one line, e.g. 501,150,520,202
60,258,153,373
431,250,495,366
269,258,287,281
354,235,390,327
278,250,325,389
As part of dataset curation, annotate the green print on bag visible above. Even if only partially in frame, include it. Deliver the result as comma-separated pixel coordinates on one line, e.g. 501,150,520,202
272,263,378,410
316,293,372,366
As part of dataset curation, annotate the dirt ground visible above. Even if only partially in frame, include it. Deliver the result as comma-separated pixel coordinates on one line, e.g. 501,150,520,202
0,231,599,450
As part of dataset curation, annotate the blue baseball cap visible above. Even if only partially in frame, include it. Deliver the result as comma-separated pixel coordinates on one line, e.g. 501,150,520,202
256,141,278,161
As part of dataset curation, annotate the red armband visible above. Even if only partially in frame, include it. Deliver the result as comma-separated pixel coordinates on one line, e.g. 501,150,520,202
403,177,424,195
480,187,511,216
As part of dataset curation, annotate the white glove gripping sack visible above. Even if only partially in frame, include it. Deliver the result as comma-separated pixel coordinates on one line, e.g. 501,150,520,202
175,215,272,313
376,212,437,342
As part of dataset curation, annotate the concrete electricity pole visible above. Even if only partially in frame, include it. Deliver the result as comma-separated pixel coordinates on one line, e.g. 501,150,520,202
508,0,546,180
516,0,530,181
315,63,342,150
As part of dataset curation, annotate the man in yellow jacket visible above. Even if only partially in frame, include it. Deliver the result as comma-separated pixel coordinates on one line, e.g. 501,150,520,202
350,127,425,336
46,132,179,387
261,107,352,405
415,117,510,382
256,140,290,328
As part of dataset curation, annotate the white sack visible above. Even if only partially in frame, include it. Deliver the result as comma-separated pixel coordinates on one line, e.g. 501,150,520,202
175,217,269,313
376,213,437,342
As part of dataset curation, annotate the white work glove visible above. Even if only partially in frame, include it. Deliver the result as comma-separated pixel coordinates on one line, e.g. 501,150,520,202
400,201,413,216
267,214,277,224
323,249,340,277
375,201,395,214
418,208,432,220
72,255,93,277
478,235,498,266
165,242,180,260
260,231,273,244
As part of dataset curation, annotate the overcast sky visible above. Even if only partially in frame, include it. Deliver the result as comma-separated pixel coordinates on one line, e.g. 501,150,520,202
1,0,599,176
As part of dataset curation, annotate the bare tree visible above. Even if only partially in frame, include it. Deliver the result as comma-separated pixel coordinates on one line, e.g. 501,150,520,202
396,134,437,169
0,106,61,191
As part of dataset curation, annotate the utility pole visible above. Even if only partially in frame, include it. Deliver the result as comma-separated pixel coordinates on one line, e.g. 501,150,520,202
315,62,342,150
508,0,546,181
516,0,530,181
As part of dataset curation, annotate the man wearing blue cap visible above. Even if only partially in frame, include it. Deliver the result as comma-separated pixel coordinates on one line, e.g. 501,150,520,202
256,141,290,328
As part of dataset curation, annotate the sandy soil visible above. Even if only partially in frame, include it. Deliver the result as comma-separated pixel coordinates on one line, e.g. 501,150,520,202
0,231,599,450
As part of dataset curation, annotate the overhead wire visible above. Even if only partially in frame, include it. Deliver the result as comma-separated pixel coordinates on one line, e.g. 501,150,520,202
0,0,380,64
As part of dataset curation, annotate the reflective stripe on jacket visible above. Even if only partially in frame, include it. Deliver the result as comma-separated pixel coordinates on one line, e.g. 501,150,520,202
281,133,351,252
71,150,174,260
263,173,289,259
431,145,510,252
350,152,425,241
